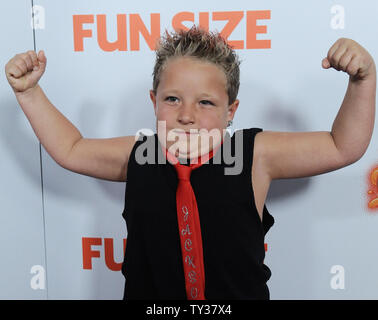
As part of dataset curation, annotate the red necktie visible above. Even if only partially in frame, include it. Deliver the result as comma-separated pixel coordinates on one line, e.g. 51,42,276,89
163,139,224,300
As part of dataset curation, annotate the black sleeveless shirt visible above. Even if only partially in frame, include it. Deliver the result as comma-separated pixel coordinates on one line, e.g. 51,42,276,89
121,127,274,300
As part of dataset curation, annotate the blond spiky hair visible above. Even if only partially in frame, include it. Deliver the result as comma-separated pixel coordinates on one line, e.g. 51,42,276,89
152,25,241,105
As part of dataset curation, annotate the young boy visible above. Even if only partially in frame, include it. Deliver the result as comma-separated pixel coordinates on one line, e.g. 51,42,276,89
5,26,376,300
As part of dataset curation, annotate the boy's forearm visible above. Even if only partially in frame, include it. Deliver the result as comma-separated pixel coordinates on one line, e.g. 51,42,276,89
15,84,82,166
331,65,377,163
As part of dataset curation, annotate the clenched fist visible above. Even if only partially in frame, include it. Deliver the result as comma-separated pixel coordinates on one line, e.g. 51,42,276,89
5,50,47,93
322,38,376,82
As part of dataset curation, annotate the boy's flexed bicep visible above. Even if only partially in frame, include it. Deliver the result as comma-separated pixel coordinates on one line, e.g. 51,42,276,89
254,130,350,180
60,136,137,182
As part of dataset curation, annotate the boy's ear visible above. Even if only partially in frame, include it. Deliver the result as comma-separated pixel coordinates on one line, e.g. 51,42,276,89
149,90,157,115
227,99,239,120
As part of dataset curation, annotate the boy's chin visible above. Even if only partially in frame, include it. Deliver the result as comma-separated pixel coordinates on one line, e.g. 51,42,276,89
157,135,222,159
174,148,210,159
163,140,223,159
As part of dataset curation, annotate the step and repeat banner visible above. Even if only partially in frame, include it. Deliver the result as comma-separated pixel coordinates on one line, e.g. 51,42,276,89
1,0,378,299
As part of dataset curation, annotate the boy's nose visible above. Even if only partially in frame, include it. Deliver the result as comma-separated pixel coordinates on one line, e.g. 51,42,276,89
177,103,195,124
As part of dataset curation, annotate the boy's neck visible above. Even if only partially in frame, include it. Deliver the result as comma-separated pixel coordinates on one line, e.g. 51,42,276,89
178,158,191,166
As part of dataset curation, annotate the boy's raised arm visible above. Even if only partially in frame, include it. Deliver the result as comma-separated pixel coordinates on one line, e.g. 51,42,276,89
5,50,83,167
326,38,376,163
5,50,135,182
255,38,376,181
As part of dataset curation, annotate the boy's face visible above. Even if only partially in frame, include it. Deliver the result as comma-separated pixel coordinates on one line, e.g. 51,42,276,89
150,56,239,160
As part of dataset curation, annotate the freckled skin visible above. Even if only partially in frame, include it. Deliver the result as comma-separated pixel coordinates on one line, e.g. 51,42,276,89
149,56,239,159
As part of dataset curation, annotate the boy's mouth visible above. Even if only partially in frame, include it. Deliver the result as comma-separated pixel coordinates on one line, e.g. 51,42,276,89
173,129,199,135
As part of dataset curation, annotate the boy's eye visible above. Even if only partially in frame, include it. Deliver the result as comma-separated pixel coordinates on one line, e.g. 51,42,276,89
200,100,214,106
166,96,178,103
165,97,214,106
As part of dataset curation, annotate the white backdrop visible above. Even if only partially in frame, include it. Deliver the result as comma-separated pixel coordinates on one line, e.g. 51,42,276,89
1,0,378,299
